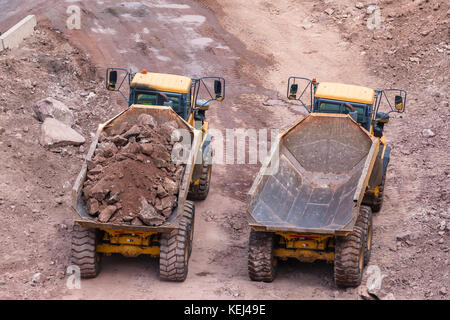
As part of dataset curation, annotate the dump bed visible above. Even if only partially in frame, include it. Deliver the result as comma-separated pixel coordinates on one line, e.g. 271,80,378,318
248,114,379,235
72,104,201,232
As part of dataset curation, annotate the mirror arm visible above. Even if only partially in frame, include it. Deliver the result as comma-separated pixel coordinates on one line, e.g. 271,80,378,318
195,98,216,109
119,90,130,105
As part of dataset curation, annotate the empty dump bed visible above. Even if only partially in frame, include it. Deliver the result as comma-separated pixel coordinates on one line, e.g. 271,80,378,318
248,114,378,234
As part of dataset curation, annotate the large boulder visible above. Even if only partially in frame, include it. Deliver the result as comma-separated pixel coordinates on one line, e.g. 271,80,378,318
98,205,117,223
39,118,85,147
138,198,165,226
32,97,74,126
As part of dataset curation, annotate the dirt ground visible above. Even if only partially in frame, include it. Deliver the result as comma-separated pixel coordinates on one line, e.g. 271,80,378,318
0,0,448,300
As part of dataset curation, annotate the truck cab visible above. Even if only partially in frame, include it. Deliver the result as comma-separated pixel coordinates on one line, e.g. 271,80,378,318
106,68,225,131
312,82,375,132
287,77,406,138
106,67,225,200
128,72,193,120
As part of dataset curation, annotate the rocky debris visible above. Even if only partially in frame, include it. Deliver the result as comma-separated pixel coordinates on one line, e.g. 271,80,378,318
110,135,128,146
141,143,153,156
31,273,41,284
32,97,74,127
98,205,117,223
39,118,85,147
160,120,179,139
396,232,412,241
123,125,141,138
138,113,157,128
86,198,100,215
358,274,395,300
82,114,185,226
138,198,165,226
131,217,143,226
110,121,129,136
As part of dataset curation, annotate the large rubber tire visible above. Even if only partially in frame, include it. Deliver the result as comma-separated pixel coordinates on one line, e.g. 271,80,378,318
248,230,277,282
70,224,101,279
159,201,194,282
187,164,212,201
183,200,195,259
334,226,366,288
356,205,373,265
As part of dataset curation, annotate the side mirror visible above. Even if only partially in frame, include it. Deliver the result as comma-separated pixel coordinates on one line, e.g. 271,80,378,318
288,84,298,100
108,70,117,91
394,95,403,111
214,80,223,100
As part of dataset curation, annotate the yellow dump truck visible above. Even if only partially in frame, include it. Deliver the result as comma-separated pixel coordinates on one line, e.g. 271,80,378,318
71,68,224,281
247,77,406,287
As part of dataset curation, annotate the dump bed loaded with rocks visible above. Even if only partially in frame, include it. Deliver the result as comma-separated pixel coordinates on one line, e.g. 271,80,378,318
72,105,200,231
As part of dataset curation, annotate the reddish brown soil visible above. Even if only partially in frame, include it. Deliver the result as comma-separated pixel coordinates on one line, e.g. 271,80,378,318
82,121,183,225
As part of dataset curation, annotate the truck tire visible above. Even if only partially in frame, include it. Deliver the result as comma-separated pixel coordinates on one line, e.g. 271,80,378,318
159,201,194,282
70,224,101,279
188,164,212,201
183,200,195,258
248,230,277,282
356,205,373,265
334,226,366,288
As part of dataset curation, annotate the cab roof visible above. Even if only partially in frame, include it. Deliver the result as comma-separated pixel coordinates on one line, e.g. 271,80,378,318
315,82,375,105
130,72,192,94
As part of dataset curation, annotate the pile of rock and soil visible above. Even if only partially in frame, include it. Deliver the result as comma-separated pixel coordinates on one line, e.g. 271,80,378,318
81,114,185,226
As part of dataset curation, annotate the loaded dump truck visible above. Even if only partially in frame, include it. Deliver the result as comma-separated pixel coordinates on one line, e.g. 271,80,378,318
71,68,224,281
247,77,406,287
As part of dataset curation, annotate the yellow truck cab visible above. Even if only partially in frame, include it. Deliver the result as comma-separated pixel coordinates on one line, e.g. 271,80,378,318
107,68,225,200
126,71,221,131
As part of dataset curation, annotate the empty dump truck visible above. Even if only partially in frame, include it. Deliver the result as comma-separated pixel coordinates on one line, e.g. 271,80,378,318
247,77,406,287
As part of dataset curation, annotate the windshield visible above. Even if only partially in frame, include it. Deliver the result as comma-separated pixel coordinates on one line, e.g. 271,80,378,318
317,100,366,123
134,91,183,115
319,102,341,113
